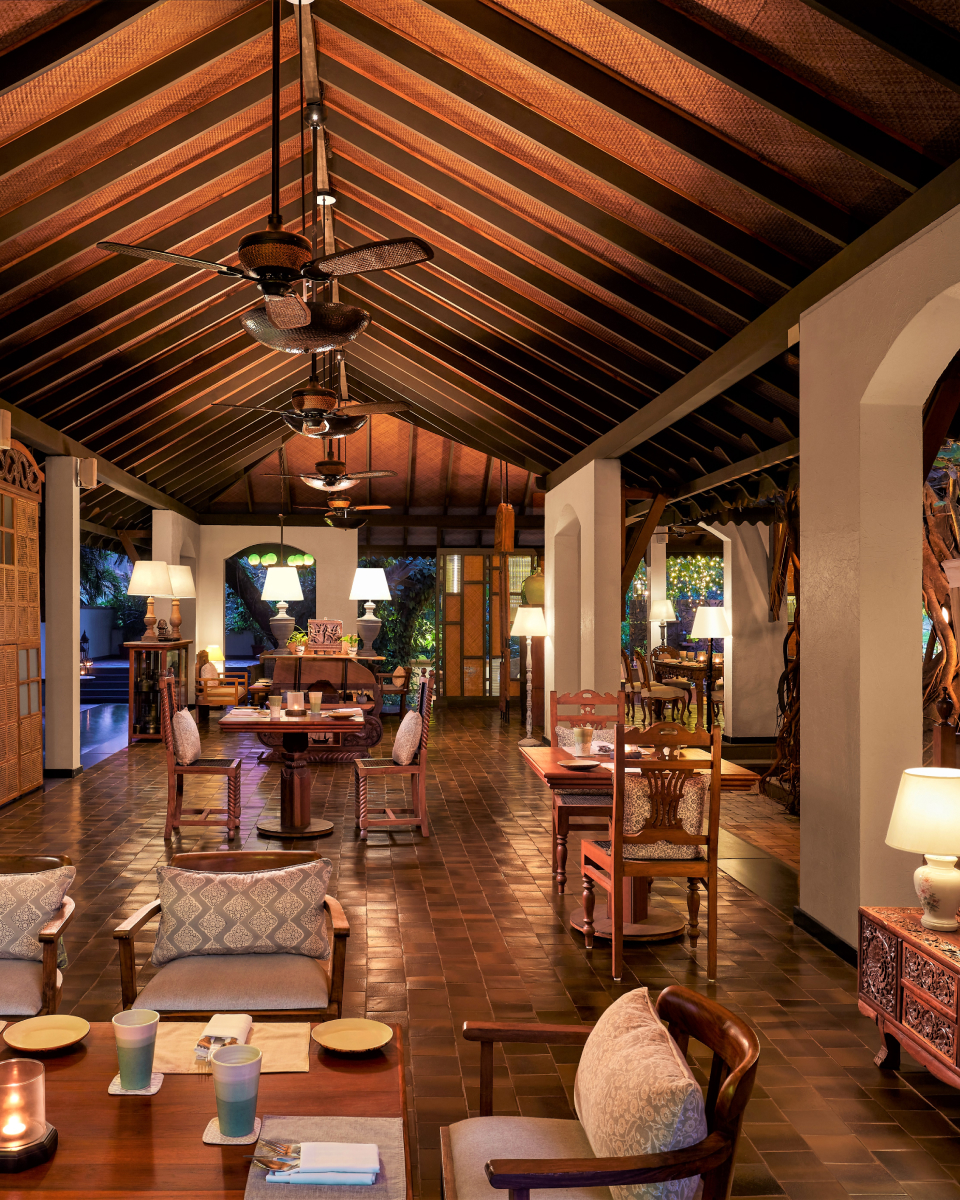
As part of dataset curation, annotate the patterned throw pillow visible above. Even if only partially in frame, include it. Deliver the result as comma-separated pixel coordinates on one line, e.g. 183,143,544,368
574,988,707,1200
392,711,422,765
172,708,201,765
200,662,220,679
622,774,707,860
152,859,332,965
0,866,76,961
392,666,407,687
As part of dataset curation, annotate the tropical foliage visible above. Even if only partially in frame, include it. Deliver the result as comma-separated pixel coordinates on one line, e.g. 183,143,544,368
79,547,146,640
358,556,436,667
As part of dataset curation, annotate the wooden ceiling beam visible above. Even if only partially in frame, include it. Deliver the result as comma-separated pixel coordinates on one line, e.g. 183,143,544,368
315,1,807,288
425,0,857,246
596,1,936,192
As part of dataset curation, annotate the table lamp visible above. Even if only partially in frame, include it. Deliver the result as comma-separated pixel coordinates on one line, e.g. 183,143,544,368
126,560,173,643
650,598,676,649
261,565,302,652
690,605,730,733
166,564,195,641
205,645,225,676
886,767,960,931
510,605,547,747
350,567,392,658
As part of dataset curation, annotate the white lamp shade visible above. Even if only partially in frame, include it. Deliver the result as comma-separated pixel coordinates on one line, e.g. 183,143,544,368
127,559,172,597
650,598,676,622
691,606,731,639
205,644,225,663
510,605,547,637
166,564,195,598
350,567,391,601
260,566,304,602
886,768,960,855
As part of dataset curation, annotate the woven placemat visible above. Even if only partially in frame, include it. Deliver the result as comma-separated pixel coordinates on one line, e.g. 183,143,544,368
203,1116,262,1145
108,1072,163,1095
154,1022,310,1074
244,1116,404,1200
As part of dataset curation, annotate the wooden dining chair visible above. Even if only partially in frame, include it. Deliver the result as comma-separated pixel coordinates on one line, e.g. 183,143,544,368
442,985,759,1200
195,648,248,715
377,666,412,719
159,675,241,840
620,649,636,722
0,855,75,1017
548,688,624,893
582,720,722,981
636,649,690,724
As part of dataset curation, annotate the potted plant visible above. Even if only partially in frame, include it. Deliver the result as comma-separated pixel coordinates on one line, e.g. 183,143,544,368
341,634,360,656
287,628,308,656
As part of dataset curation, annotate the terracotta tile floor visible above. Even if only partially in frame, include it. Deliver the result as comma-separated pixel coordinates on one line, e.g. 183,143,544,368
6,707,960,1199
720,790,801,870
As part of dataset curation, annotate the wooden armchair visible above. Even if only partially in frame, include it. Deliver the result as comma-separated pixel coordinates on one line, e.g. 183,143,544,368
548,689,623,895
636,650,689,724
113,851,349,1021
441,985,759,1200
160,675,241,839
583,721,722,981
0,855,75,1017
195,649,248,712
378,666,412,719
354,670,434,838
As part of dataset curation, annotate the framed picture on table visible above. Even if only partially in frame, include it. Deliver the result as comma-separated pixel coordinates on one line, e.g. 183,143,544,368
308,619,343,653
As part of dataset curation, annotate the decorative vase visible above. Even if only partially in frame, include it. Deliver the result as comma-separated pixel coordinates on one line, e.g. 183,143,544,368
270,600,295,653
914,855,960,931
356,602,381,659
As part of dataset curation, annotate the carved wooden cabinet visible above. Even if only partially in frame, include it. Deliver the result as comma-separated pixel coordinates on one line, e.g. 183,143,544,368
859,906,960,1085
0,445,43,806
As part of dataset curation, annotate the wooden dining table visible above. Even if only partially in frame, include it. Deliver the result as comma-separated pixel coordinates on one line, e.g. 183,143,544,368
652,657,723,727
219,706,367,839
0,1021,410,1198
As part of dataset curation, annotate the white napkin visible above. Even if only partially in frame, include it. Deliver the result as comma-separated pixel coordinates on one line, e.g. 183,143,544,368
267,1143,380,1186
203,1013,253,1042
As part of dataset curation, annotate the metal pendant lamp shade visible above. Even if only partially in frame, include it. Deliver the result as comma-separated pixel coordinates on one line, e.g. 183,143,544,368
240,302,370,355
350,568,391,658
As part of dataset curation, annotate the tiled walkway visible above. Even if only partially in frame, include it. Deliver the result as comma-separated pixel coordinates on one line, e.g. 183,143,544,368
5,708,959,1199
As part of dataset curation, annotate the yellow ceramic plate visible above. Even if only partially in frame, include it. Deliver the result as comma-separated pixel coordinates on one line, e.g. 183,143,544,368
312,1019,393,1055
4,1014,90,1052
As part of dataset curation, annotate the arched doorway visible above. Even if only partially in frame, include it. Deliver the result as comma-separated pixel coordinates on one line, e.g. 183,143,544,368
224,542,315,656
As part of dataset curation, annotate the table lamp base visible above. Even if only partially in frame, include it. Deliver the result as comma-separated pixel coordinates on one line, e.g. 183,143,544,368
915,855,960,931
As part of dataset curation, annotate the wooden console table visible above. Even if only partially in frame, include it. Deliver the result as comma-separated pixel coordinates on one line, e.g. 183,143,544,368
859,905,960,1086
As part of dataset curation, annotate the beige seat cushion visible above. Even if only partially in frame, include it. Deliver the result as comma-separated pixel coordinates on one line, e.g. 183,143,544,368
133,952,330,1012
203,685,246,702
575,989,706,1200
0,961,62,1016
448,1116,610,1200
641,685,686,700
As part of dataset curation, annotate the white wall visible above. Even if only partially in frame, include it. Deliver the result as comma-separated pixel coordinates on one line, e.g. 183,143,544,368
544,458,621,706
801,199,960,946
153,512,201,700
647,529,666,653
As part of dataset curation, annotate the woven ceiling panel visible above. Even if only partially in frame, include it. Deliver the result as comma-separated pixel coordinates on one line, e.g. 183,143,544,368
319,20,789,301
0,1,94,55
330,141,715,364
347,0,838,265
667,0,960,159
494,0,910,220
0,25,298,221
0,1,258,147
326,86,747,335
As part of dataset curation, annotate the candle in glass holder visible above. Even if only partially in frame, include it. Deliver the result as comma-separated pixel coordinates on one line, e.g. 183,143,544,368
286,691,304,711
0,1059,46,1149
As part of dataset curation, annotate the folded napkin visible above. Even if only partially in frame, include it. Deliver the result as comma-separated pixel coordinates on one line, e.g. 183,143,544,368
195,1013,252,1060
267,1143,380,1187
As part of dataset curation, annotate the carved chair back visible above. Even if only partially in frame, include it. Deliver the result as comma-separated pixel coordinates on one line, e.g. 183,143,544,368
412,670,435,767
635,649,657,690
159,673,180,772
549,688,625,744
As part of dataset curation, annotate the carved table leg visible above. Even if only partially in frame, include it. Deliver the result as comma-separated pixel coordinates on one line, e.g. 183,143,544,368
874,1020,901,1070
686,878,701,936
582,875,595,949
257,730,333,838
555,809,568,894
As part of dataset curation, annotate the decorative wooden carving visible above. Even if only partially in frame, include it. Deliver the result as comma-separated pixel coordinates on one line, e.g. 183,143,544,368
0,443,42,806
903,990,956,1061
645,771,688,830
904,945,957,1014
859,917,898,1016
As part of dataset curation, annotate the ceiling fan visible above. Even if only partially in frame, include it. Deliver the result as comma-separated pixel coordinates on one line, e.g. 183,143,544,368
265,443,396,492
294,496,391,530
95,0,432,350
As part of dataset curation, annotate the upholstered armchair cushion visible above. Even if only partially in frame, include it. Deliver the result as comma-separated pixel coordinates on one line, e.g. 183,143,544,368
152,858,332,965
448,1116,609,1200
172,709,202,765
392,711,422,765
0,867,75,961
133,953,329,1013
574,988,707,1200
0,961,63,1016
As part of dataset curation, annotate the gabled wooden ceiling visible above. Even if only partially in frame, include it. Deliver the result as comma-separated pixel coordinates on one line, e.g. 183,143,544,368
2,0,958,536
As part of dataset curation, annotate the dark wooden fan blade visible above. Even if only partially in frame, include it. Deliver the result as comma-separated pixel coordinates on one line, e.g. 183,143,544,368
341,401,409,415
264,291,311,329
306,238,433,280
344,469,397,480
353,506,392,511
96,241,246,277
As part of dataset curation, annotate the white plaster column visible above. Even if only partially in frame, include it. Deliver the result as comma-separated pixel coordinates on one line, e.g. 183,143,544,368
44,457,81,776
544,459,621,706
647,528,667,654
800,201,960,948
707,522,788,741
153,510,201,701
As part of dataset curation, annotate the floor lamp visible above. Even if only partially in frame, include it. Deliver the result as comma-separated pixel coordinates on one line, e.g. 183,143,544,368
510,605,547,747
690,605,731,733
649,598,676,649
